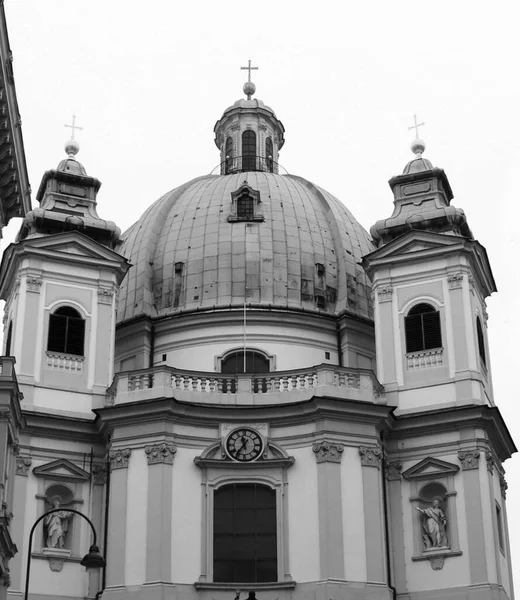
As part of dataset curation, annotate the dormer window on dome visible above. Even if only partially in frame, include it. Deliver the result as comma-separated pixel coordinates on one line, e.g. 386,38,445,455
228,182,263,223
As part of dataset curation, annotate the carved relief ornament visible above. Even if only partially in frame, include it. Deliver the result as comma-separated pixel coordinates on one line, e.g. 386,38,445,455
458,449,480,470
312,441,344,464
500,475,508,498
16,456,32,476
359,446,383,468
26,276,43,293
376,286,392,303
92,464,108,485
385,460,402,480
109,448,131,470
447,273,464,290
485,451,495,474
145,443,177,465
97,288,114,305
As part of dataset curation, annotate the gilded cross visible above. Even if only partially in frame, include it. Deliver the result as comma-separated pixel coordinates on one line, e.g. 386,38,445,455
64,114,83,140
408,114,425,139
240,60,258,82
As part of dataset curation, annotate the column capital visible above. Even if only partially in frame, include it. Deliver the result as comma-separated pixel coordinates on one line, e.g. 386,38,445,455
145,443,177,465
359,445,383,469
109,448,131,470
458,449,480,470
312,441,344,464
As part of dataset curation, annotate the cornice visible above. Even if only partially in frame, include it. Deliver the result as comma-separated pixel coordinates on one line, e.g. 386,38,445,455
388,405,516,462
22,409,102,443
95,395,394,434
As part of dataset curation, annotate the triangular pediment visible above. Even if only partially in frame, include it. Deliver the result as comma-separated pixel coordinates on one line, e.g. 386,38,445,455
33,459,91,482
19,232,126,263
402,457,459,480
365,230,465,263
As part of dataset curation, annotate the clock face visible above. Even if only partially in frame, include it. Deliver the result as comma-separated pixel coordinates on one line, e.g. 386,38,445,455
225,428,264,462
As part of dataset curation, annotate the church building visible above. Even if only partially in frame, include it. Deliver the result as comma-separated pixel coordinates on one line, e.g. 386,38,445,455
0,56,516,600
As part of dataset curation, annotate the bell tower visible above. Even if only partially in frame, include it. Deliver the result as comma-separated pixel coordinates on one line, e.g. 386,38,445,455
362,134,516,597
0,138,129,412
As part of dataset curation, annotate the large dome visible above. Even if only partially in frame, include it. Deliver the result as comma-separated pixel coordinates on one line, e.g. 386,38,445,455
117,171,375,323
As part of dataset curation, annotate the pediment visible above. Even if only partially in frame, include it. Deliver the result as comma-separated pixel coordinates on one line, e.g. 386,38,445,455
402,457,459,481
21,232,125,263
367,231,464,262
33,459,91,482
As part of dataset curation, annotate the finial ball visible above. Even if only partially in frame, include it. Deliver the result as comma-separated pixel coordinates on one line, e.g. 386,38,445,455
410,138,426,156
243,81,256,98
65,139,80,157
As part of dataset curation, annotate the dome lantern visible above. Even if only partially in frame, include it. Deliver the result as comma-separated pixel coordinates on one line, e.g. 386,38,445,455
213,61,285,175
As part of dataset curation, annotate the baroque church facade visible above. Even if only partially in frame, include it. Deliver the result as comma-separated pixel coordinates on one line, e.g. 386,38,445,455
0,36,516,600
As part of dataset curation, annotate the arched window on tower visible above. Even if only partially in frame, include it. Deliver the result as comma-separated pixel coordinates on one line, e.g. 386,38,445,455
242,130,256,171
5,321,12,356
225,137,233,174
47,306,85,356
405,303,442,353
476,316,486,366
265,137,273,172
213,483,277,582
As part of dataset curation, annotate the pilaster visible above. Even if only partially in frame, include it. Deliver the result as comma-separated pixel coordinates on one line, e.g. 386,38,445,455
145,443,175,584
312,441,345,579
106,449,131,588
359,446,386,583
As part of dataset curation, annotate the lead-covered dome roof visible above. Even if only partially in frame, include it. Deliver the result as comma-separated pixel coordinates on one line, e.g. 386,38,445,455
117,172,375,323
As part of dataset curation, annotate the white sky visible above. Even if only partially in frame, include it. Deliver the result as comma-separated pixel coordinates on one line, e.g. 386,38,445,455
2,0,519,592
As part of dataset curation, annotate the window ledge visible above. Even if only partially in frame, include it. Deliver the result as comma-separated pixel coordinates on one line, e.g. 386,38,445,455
412,548,462,562
195,581,296,591
227,215,264,223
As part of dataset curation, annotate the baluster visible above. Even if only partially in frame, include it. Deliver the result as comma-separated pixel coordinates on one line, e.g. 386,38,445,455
282,377,289,391
216,378,224,393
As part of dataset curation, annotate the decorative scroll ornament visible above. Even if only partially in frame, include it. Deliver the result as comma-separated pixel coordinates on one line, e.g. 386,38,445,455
97,288,114,305
26,276,43,293
359,446,383,469
447,273,464,290
376,286,393,303
385,460,402,480
0,408,11,423
312,441,344,464
485,451,495,474
458,449,480,470
500,475,508,498
145,443,177,465
109,448,131,470
2,569,11,587
16,456,32,476
92,464,108,485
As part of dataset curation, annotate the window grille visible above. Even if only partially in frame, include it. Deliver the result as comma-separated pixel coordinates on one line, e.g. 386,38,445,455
225,137,233,174
47,306,85,356
236,194,255,219
221,350,270,374
405,303,442,353
242,130,257,171
265,137,273,173
214,483,277,583
5,321,12,355
476,317,486,365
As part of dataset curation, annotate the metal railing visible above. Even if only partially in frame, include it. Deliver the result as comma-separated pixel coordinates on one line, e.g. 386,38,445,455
210,155,288,176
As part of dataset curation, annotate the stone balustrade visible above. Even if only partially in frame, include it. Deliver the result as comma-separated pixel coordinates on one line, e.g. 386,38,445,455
45,352,84,373
106,364,385,406
406,348,443,370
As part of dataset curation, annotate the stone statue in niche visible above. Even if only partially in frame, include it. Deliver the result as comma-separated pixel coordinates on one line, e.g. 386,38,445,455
45,500,72,549
416,498,448,549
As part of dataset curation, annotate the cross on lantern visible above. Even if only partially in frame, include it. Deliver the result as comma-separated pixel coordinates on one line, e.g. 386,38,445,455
64,114,83,140
240,60,258,82
408,114,425,139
